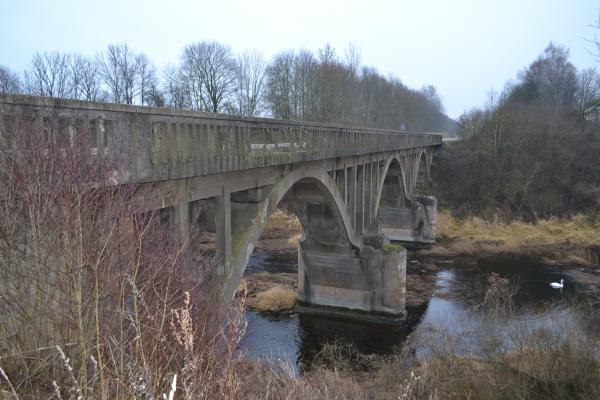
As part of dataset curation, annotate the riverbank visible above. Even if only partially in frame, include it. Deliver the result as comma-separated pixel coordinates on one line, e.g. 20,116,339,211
417,211,600,290
424,211,600,265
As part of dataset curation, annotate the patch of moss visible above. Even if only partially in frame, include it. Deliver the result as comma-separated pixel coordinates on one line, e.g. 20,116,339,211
383,243,405,252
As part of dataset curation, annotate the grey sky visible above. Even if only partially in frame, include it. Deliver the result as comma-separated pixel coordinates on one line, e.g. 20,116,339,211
1,0,598,119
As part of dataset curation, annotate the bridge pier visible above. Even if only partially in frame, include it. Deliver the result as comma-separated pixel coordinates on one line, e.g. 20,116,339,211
175,180,191,239
215,189,232,276
377,197,437,244
297,238,407,319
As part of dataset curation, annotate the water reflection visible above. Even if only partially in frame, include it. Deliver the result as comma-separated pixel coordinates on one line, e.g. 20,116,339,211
240,306,428,374
240,251,598,373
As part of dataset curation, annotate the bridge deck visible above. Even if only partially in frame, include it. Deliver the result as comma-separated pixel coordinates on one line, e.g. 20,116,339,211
1,94,442,183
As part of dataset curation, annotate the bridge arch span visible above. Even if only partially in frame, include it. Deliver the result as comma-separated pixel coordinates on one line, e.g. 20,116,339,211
372,149,436,244
374,154,409,220
415,149,433,193
373,148,434,218
223,166,361,301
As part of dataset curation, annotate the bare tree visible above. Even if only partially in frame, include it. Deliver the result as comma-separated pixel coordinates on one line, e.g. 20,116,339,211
98,43,139,104
163,65,191,109
312,44,357,123
0,65,21,94
575,68,600,122
344,42,362,79
293,49,318,119
144,82,166,107
24,52,72,98
78,57,103,101
181,41,236,113
265,50,296,119
420,85,444,113
136,53,160,106
69,54,85,99
234,51,266,116
68,54,103,101
519,43,578,109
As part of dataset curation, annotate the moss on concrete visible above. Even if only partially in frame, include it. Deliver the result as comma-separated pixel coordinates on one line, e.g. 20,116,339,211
383,243,405,252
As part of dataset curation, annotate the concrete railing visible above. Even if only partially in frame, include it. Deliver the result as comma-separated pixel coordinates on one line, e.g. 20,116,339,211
1,94,442,183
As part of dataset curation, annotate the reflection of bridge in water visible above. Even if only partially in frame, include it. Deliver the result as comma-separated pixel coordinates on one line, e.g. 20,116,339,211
1,94,442,321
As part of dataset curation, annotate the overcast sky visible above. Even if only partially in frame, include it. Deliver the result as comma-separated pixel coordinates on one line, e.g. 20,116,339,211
1,0,598,118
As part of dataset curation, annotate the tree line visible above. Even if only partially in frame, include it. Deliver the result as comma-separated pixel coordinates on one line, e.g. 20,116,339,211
0,42,454,133
433,43,600,219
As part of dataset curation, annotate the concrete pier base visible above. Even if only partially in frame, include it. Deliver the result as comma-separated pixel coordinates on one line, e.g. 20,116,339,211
297,237,407,321
379,196,437,244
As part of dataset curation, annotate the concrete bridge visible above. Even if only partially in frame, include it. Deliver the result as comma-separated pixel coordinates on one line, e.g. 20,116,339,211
1,94,442,321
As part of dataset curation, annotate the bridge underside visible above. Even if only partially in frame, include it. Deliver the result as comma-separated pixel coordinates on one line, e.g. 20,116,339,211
1,94,441,322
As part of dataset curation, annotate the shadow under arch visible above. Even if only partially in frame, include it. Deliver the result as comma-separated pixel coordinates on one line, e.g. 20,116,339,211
373,155,408,221
415,149,432,195
223,167,362,302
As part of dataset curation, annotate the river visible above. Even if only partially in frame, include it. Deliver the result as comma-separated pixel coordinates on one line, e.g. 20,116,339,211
239,249,600,374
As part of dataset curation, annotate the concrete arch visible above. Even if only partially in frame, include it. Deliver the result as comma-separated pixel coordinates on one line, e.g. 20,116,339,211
414,150,428,195
222,165,361,301
415,149,431,188
373,153,409,221
371,150,438,244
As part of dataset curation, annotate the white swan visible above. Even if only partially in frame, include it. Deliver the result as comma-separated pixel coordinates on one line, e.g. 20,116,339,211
549,279,564,290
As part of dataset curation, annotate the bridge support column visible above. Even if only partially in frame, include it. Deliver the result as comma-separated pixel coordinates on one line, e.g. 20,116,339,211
410,195,437,243
357,164,365,234
215,188,231,276
174,180,190,239
349,164,357,229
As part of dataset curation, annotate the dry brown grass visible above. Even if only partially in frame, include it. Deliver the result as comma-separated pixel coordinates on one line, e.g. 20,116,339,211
254,209,302,252
431,211,600,266
395,328,600,400
437,211,600,247
288,232,302,246
249,286,297,312
266,209,302,231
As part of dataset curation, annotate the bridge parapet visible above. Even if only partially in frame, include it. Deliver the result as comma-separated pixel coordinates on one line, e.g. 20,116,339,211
1,94,442,183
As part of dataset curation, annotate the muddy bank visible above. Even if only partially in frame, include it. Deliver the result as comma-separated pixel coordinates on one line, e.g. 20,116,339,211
418,239,600,266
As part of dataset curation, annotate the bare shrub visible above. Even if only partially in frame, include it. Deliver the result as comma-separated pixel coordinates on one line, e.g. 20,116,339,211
0,110,370,400
0,111,224,398
481,273,517,317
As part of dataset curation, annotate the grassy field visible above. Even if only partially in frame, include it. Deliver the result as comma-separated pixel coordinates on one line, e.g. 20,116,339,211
430,211,600,267
437,211,600,247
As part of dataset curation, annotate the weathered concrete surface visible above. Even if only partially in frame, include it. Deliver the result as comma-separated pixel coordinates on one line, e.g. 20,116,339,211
0,94,442,321
379,196,437,244
0,94,441,184
298,242,407,316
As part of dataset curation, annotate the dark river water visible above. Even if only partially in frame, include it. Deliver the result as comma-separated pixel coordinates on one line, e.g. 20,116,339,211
239,250,600,373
